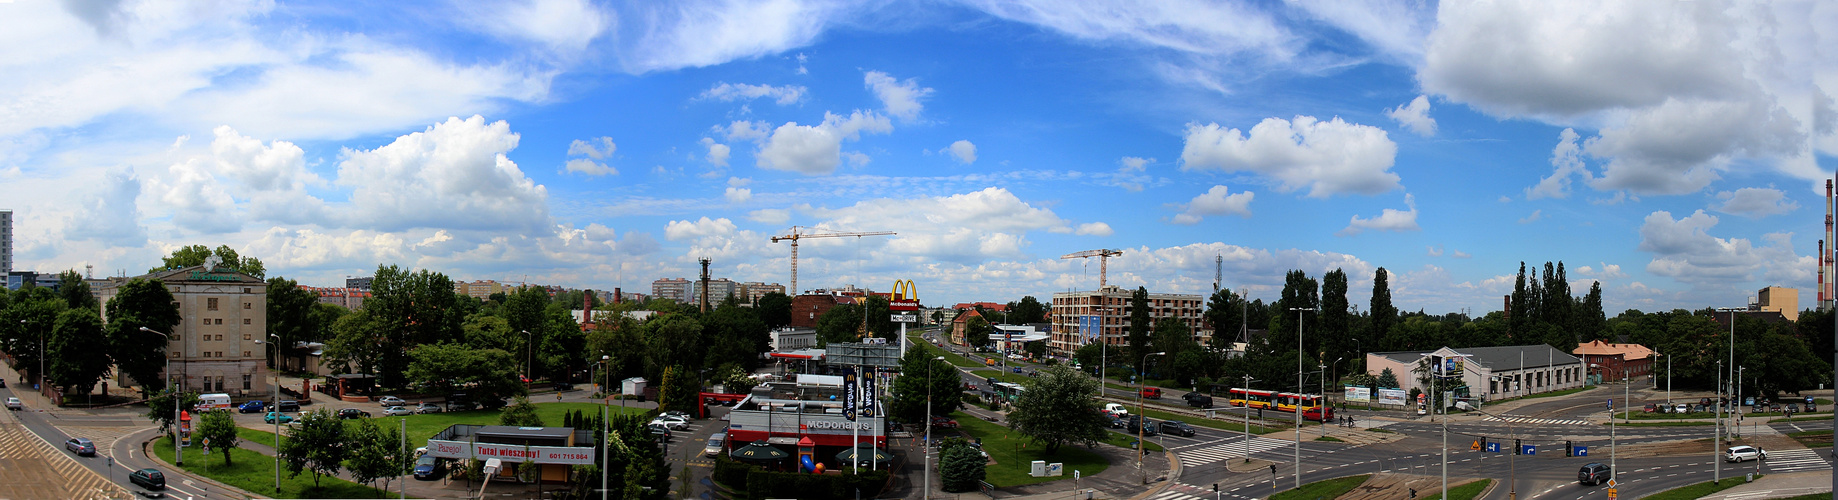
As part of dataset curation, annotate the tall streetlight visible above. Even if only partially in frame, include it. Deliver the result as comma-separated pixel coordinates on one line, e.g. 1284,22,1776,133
1288,306,1316,490
1713,307,1742,484
1455,401,1518,500
140,326,182,467
922,355,945,500
521,330,534,392
1136,351,1166,477
598,354,610,500
1240,375,1256,463
256,335,283,492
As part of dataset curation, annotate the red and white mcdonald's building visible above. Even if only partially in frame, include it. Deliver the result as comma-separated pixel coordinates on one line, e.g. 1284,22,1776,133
725,391,887,450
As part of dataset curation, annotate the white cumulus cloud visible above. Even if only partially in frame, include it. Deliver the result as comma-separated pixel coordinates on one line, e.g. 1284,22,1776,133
1385,95,1436,137
1713,187,1798,218
1179,116,1400,198
700,138,731,167
946,140,977,164
336,115,550,234
755,111,893,175
697,82,807,105
1172,185,1254,225
864,71,933,121
1337,194,1420,236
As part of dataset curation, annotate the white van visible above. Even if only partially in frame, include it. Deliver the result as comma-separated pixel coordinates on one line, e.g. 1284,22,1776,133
197,393,232,411
1104,403,1129,417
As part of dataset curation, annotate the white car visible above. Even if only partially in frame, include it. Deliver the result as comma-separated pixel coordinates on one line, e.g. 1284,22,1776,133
382,406,414,417
649,416,690,431
5,397,21,410
378,396,407,407
1675,403,1690,413
1725,445,1767,462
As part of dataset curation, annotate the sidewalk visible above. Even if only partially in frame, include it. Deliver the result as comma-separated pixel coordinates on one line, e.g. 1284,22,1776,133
1699,471,1833,499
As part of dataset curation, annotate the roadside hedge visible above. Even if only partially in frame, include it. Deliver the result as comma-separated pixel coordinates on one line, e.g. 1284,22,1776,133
743,468,890,499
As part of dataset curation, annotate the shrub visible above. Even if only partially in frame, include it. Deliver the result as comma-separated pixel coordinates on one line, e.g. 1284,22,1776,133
939,442,986,492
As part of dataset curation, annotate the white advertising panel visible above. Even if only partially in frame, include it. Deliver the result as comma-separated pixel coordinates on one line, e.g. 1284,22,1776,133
424,439,595,465
1343,386,1370,402
1376,388,1407,406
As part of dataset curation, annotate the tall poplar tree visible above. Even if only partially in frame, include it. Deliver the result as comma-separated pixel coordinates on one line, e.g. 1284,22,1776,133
1127,287,1152,375
1369,267,1396,348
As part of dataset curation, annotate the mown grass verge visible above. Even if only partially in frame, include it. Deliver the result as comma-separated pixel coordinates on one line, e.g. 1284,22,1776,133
1271,474,1368,500
152,435,388,499
950,411,1110,487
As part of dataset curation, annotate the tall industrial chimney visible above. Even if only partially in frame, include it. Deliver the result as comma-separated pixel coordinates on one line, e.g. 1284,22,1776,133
1828,179,1835,311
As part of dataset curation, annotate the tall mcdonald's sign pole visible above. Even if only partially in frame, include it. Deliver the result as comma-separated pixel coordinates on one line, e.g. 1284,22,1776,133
891,280,919,358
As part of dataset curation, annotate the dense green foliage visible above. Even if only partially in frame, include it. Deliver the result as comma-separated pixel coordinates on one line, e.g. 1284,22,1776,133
886,345,965,423
196,409,241,466
938,438,986,492
1008,364,1109,453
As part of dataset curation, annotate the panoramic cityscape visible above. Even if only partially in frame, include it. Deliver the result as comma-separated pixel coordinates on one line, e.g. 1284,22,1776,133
1,1,1836,500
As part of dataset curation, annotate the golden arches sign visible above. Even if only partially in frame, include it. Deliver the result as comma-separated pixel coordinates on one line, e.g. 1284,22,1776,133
891,279,917,301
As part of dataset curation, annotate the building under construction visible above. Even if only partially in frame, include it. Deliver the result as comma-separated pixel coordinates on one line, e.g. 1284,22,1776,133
1047,285,1208,354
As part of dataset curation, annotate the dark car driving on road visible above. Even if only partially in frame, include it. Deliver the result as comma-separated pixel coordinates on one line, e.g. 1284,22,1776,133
1160,420,1197,437
338,408,371,419
129,468,166,490
1578,463,1610,485
239,400,267,413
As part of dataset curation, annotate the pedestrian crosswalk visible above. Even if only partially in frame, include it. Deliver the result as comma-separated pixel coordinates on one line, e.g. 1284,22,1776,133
1481,415,1591,426
1176,436,1294,467
1765,448,1831,473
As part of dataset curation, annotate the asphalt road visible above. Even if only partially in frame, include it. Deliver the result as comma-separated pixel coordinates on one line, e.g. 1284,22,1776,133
1,384,190,499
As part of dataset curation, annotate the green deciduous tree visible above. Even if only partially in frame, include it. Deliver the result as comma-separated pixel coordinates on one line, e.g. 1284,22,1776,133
1008,296,1047,324
863,295,896,341
103,278,181,396
343,418,410,494
886,346,963,423
265,277,322,369
645,314,705,375
280,408,348,488
756,292,792,329
151,244,265,278
323,311,385,377
365,265,463,387
657,365,702,415
1204,288,1245,348
815,303,863,347
145,391,198,432
56,270,99,311
405,342,523,401
48,307,111,394
1008,364,1109,454
4,287,64,388
963,315,991,349
196,409,240,466
701,302,770,372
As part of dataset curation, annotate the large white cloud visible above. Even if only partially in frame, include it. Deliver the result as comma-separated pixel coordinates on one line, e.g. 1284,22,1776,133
1422,0,1828,196
1636,210,1801,285
609,1,860,73
800,187,1079,264
1713,187,1799,218
452,0,612,56
1179,116,1401,197
0,1,553,142
864,71,933,121
336,115,551,234
63,169,150,246
755,111,892,175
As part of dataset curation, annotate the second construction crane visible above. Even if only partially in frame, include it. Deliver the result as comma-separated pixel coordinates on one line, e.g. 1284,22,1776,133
771,226,895,295
1061,249,1123,289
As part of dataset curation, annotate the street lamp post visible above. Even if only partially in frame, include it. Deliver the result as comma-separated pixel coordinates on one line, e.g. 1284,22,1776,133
1240,375,1256,463
1457,402,1518,500
923,355,945,500
521,330,533,392
140,327,182,467
261,334,282,492
1713,307,1742,484
1288,306,1315,490
1137,352,1166,478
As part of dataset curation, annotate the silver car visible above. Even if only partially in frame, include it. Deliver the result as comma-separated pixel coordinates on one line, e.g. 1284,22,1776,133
383,406,414,417
703,433,726,457
1725,445,1766,462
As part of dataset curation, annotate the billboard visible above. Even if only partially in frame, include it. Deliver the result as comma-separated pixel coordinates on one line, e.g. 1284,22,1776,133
424,440,595,465
1079,315,1101,342
1376,388,1407,406
1343,386,1371,402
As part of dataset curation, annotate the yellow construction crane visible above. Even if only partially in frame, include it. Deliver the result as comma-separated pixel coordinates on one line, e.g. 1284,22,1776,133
770,226,896,295
1061,249,1124,289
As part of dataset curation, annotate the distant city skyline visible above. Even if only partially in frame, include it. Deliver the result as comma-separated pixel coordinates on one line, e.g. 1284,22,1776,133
1,2,1833,315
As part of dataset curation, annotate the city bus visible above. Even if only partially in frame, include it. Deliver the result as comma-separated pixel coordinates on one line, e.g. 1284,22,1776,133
1226,388,1278,409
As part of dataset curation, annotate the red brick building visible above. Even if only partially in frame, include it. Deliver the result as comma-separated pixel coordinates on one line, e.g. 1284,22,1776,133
789,293,850,328
1572,340,1655,380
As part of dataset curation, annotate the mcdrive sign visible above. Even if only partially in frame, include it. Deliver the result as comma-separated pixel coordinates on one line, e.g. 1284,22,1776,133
424,439,595,465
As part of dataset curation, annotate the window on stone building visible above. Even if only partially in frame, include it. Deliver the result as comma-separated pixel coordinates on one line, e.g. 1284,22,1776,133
244,302,251,309
244,319,251,325
243,351,251,358
216,352,223,358
243,334,251,340
215,318,223,325
208,298,219,311
243,375,252,391
202,318,210,325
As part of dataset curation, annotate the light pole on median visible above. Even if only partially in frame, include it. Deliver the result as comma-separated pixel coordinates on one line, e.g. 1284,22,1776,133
1288,306,1315,491
1714,307,1742,484
521,329,533,393
1137,351,1165,478
1457,401,1518,500
140,326,181,467
923,355,945,500
258,335,282,492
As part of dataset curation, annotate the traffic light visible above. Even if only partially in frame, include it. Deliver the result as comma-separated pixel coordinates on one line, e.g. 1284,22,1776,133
1566,440,1574,457
1269,464,1277,474
1212,484,1219,492
1409,488,1418,498
1514,438,1522,455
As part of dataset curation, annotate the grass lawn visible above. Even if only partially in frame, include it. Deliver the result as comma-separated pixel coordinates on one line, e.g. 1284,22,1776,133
152,435,389,499
1787,429,1832,448
1271,474,1367,500
907,336,987,368
949,411,1111,487
1773,416,1835,423
1423,479,1491,500
241,403,653,450
1641,476,1757,500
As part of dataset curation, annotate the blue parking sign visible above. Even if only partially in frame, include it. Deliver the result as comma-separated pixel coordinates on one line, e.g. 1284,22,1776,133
1522,445,1536,455
1485,442,1501,453
1574,446,1588,457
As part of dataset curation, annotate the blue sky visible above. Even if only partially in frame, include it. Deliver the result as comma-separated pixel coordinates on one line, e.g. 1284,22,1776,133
3,1,1836,315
